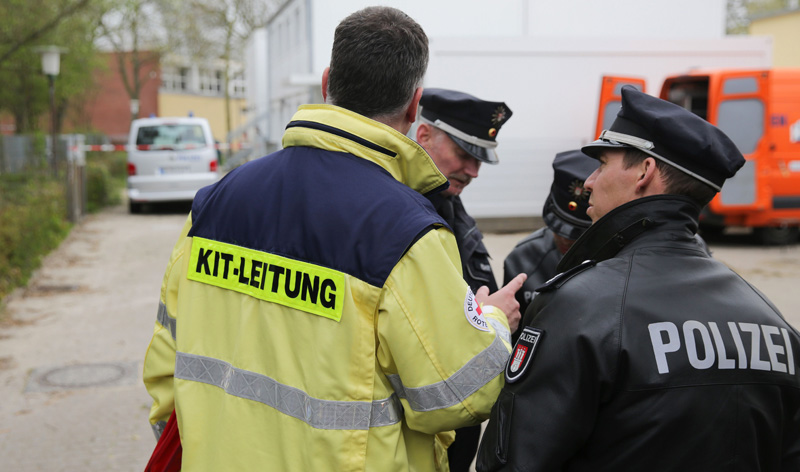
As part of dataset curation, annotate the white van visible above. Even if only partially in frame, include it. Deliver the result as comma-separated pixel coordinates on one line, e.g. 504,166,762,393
126,116,220,213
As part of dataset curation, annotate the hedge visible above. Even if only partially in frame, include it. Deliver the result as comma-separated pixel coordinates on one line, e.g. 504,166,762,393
0,150,126,308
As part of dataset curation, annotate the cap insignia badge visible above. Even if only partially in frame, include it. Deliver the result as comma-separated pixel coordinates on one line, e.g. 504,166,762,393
568,179,590,201
491,106,508,126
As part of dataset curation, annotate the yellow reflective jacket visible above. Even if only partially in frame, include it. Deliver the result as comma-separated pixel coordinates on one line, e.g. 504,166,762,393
143,104,512,471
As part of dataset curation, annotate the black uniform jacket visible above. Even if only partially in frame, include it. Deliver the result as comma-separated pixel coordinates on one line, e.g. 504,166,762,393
429,193,498,293
503,227,561,316
477,195,800,472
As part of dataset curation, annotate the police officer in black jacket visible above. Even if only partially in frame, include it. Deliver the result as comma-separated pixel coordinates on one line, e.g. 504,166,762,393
477,86,800,471
416,88,513,471
503,150,598,316
417,88,512,294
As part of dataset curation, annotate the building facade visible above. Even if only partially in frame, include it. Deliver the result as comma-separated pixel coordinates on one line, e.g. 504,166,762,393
158,58,248,144
749,7,800,67
71,51,160,143
62,52,247,144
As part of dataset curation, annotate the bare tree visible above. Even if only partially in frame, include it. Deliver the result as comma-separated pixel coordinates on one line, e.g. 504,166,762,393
185,0,286,139
0,0,93,68
97,0,176,122
0,0,105,134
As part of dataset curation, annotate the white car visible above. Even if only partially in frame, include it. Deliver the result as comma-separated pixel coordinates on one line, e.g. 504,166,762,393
126,116,220,213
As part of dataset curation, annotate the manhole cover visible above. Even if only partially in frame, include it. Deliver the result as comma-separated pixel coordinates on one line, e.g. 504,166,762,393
26,361,139,393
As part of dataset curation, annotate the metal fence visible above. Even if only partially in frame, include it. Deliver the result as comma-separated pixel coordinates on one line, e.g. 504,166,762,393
0,135,41,174
0,134,87,222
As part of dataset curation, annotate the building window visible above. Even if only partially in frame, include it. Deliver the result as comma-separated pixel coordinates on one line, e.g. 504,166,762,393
178,68,188,90
199,68,223,95
161,66,189,92
230,71,246,97
215,70,223,93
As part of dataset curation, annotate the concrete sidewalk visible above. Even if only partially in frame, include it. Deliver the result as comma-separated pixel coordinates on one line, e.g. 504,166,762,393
2,205,799,471
0,206,184,471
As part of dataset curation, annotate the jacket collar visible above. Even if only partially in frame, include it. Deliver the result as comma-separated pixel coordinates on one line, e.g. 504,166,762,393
556,195,702,272
282,104,449,196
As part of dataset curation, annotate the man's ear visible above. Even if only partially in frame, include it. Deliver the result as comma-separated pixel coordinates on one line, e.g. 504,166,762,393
321,67,330,102
636,157,660,194
416,122,432,145
405,87,424,125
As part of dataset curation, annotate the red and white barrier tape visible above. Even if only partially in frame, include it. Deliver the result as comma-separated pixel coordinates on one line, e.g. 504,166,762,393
79,143,242,152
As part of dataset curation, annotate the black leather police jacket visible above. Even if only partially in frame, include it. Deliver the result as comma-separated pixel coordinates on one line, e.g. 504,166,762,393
429,193,498,293
503,227,562,318
477,195,800,471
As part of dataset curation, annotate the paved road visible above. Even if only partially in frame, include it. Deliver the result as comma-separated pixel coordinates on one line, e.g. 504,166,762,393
0,205,186,471
1,205,799,471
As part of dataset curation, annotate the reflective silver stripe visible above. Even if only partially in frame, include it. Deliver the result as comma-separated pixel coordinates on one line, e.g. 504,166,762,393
387,334,508,412
156,301,177,341
174,352,402,430
420,116,497,149
488,317,511,345
152,420,167,440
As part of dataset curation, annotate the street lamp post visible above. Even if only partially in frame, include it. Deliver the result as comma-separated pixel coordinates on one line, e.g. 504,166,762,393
36,46,64,177
47,74,56,176
36,46,78,222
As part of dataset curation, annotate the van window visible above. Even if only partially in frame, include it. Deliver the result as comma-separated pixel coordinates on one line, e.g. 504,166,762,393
717,99,764,154
720,160,756,205
666,79,709,120
601,102,621,133
613,82,642,95
600,82,645,131
722,77,759,95
136,124,208,150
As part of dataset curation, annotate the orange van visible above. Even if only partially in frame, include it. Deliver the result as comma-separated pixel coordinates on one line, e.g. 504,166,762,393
595,70,800,244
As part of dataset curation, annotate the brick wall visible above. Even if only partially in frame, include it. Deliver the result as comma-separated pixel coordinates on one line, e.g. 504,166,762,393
64,51,161,144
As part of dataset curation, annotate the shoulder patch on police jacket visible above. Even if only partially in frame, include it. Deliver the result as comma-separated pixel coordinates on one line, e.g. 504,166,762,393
535,259,596,293
506,327,543,383
187,237,345,322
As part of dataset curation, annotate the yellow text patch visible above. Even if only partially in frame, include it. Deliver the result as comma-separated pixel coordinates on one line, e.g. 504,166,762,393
188,237,345,322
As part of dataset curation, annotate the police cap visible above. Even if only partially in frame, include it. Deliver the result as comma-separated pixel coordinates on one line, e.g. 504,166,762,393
581,86,745,191
542,150,599,241
419,88,512,164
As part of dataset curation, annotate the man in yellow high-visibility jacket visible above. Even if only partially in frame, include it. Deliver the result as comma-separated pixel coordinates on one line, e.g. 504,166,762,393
143,6,525,471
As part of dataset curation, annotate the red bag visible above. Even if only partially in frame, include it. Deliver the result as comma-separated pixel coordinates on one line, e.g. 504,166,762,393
144,410,182,472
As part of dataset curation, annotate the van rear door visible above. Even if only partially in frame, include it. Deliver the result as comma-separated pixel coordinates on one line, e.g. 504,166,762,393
708,71,768,219
765,69,800,220
661,71,769,221
594,76,646,140
132,122,214,176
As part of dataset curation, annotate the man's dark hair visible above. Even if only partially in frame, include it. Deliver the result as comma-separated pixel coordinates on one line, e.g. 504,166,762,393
327,6,429,119
622,148,717,207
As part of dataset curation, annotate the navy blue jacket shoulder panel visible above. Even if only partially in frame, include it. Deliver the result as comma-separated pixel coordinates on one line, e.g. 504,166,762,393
189,146,447,287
